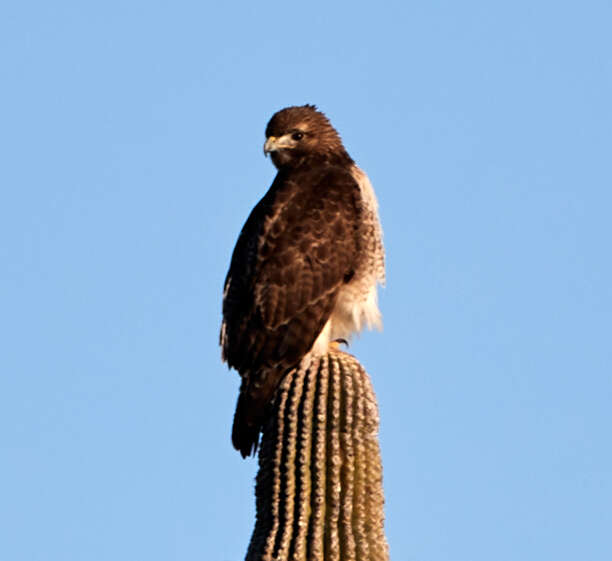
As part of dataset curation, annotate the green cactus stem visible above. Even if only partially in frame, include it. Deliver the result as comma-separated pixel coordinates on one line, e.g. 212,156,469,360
245,349,388,561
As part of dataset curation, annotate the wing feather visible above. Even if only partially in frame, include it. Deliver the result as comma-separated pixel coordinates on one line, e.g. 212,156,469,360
222,166,360,370
221,165,362,455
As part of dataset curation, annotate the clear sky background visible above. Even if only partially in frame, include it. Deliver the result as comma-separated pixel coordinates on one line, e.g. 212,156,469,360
1,1,611,560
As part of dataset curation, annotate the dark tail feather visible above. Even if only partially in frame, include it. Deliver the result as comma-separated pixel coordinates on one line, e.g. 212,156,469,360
232,390,263,458
232,369,288,458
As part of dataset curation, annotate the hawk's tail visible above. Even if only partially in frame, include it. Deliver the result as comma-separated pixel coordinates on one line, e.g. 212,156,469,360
232,372,282,458
232,391,263,458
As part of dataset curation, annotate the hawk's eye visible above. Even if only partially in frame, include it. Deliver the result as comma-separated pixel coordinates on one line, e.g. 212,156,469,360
291,131,304,141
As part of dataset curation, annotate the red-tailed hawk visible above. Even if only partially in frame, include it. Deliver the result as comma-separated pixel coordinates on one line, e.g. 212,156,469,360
221,105,385,457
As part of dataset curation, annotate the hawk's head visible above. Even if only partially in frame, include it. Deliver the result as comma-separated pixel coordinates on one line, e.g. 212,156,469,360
264,105,352,169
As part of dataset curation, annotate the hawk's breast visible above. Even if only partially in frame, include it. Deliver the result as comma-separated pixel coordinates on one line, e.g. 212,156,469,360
322,165,385,345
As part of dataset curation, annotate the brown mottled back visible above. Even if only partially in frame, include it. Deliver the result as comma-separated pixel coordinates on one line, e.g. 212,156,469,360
221,105,382,457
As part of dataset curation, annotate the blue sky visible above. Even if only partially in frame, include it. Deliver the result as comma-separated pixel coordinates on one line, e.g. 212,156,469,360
1,1,611,560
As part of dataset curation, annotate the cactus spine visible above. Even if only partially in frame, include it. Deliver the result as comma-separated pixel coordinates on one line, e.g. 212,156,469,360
245,349,388,561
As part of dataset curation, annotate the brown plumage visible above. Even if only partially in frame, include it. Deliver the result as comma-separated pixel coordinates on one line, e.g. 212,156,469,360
221,105,384,457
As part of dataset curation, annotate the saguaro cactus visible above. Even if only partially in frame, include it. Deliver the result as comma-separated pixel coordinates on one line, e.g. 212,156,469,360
245,349,388,561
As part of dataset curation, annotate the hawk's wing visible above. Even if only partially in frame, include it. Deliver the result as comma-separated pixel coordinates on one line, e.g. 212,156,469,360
221,166,362,455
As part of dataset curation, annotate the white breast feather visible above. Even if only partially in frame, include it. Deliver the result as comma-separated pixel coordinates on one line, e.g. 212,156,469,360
312,165,385,353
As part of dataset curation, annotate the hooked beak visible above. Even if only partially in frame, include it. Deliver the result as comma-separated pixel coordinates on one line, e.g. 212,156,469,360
263,135,293,156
